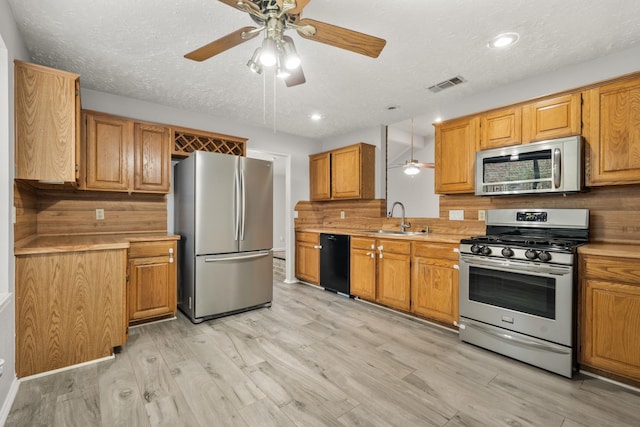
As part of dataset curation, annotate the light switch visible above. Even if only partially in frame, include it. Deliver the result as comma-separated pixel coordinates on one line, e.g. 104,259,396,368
449,210,464,221
96,208,105,220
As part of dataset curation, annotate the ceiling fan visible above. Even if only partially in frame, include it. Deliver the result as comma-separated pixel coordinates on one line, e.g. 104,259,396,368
390,118,435,176
184,0,386,87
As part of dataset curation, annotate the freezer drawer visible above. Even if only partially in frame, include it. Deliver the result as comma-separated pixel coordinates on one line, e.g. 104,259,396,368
194,250,273,320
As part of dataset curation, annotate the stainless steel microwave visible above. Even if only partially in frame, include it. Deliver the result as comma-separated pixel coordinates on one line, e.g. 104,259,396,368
475,135,583,196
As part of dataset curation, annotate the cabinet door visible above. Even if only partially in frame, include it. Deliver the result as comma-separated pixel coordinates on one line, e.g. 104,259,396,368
411,257,459,325
309,152,331,201
522,93,581,143
435,117,479,194
83,112,131,191
376,241,411,311
295,233,320,284
128,255,176,321
331,145,361,199
480,107,522,149
128,241,177,323
350,247,376,301
133,122,171,193
586,78,640,186
16,250,126,378
15,61,80,182
580,279,640,382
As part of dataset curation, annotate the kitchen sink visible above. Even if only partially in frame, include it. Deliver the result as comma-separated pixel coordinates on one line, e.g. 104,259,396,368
362,229,428,237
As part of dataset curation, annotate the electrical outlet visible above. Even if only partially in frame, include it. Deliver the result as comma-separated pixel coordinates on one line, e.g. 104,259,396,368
96,208,105,220
449,210,464,221
340,211,345,219
478,210,486,221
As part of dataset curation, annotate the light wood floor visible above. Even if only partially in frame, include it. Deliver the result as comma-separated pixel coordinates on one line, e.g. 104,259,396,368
6,278,640,427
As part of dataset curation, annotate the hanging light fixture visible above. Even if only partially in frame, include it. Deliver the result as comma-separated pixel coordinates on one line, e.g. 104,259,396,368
259,37,278,66
282,36,300,70
404,118,421,176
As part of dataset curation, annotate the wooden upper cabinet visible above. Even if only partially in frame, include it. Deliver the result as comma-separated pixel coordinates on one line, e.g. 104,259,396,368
82,111,171,194
585,77,640,186
480,107,522,150
309,152,331,201
522,93,582,143
434,117,479,194
14,60,81,183
83,112,130,191
133,122,171,193
308,142,375,201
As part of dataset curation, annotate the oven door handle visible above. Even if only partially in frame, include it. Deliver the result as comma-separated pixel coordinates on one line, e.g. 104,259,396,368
460,320,571,355
460,255,571,276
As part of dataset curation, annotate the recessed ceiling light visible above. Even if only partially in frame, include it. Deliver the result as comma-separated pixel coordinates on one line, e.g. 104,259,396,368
310,113,322,121
487,32,520,49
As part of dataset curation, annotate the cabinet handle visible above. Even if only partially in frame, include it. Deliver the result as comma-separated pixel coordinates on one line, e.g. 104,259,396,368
169,247,174,264
313,245,322,249
377,245,383,259
366,252,375,259
453,264,459,270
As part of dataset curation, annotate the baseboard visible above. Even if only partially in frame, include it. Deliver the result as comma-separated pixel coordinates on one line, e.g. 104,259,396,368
0,376,19,426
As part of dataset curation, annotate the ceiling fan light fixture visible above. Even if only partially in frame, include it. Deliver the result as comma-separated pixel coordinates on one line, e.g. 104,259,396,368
404,163,420,176
247,47,263,74
260,37,277,66
276,54,290,78
282,36,301,70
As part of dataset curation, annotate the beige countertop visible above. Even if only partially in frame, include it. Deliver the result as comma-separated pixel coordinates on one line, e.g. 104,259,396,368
578,242,640,259
15,233,181,255
296,228,467,245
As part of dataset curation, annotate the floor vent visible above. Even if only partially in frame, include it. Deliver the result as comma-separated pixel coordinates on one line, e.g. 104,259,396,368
427,75,466,93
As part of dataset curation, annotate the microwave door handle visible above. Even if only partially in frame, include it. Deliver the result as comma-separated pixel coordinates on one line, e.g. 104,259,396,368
553,148,561,188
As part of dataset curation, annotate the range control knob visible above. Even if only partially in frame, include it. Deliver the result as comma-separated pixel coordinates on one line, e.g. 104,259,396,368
481,246,492,256
538,251,552,262
525,249,539,260
501,247,514,258
470,244,482,254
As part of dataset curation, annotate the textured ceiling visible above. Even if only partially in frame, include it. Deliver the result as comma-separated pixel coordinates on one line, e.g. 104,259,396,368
7,0,640,140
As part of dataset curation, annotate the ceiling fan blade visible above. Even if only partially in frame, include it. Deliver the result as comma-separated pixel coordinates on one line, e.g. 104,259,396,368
184,26,258,62
296,18,386,58
415,162,435,169
285,65,306,87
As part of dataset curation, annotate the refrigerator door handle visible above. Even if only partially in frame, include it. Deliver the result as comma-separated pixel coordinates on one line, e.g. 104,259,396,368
204,251,271,262
241,168,246,240
234,167,241,241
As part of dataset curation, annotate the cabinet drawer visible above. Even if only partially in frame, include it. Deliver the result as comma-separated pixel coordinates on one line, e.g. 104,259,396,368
351,237,376,250
129,240,176,259
581,255,640,285
413,242,459,260
378,239,411,255
296,232,319,244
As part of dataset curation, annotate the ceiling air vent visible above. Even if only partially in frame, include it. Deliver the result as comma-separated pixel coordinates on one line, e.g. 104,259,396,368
427,75,466,93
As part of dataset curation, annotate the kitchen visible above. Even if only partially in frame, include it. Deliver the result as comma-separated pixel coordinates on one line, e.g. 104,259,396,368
2,0,640,425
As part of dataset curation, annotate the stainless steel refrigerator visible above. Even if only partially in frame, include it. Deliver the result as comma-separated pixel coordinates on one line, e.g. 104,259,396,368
174,151,273,323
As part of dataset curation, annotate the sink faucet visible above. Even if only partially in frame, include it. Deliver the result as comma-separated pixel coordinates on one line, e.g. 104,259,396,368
389,201,411,232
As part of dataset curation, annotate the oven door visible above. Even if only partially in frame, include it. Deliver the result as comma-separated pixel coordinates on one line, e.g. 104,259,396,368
459,253,574,346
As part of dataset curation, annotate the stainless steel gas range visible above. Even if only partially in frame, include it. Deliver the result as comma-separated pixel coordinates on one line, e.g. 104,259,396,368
458,209,589,378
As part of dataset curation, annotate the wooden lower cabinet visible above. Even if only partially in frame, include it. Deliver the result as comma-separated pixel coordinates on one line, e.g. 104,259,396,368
295,231,320,284
411,242,459,326
15,249,127,378
350,237,377,301
376,239,411,311
579,254,640,383
128,240,177,324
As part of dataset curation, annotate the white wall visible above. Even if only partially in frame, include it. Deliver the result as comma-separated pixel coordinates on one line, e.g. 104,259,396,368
0,0,29,421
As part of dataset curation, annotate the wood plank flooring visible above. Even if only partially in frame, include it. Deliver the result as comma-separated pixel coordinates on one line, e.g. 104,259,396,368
6,277,640,426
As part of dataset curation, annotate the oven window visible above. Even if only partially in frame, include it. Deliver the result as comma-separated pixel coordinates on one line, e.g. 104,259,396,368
468,266,556,319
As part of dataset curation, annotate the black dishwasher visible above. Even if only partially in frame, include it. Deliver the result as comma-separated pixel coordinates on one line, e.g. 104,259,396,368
320,233,350,295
